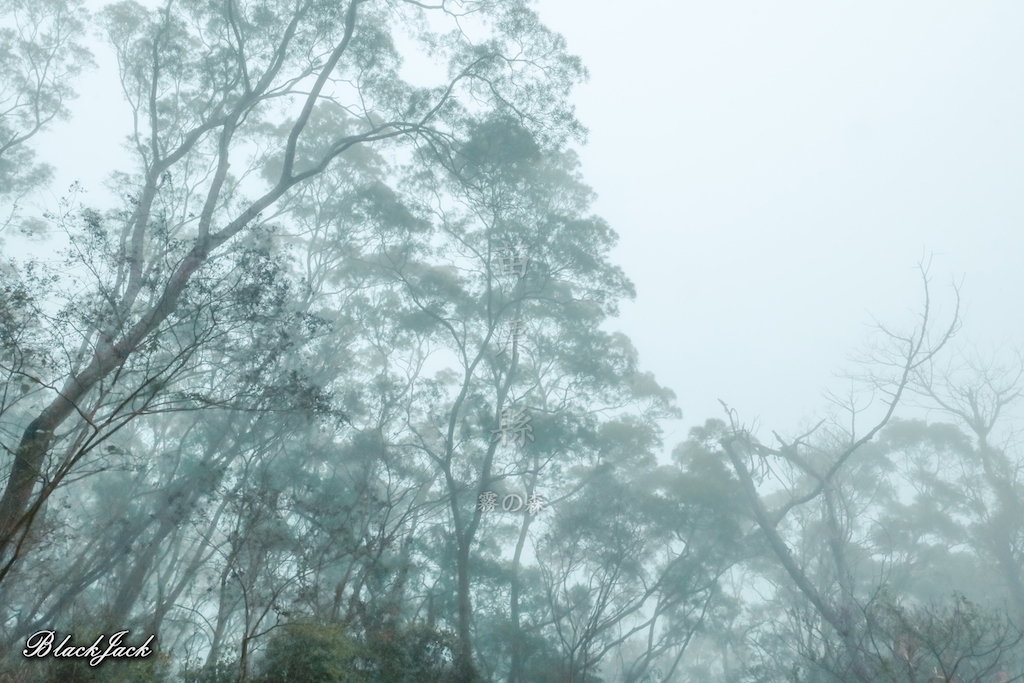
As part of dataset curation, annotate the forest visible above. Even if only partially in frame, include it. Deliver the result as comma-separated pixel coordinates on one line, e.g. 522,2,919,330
0,0,1022,681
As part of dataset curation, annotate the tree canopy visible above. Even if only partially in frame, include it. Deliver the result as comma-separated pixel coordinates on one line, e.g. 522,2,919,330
1,2,1022,683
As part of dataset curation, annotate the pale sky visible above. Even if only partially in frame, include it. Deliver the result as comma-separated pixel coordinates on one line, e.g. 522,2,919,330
536,0,1024,444
31,0,1024,446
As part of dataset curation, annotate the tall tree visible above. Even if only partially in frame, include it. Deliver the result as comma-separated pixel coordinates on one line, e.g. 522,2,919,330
707,272,961,683
336,118,680,679
912,349,1024,617
0,0,92,231
0,0,584,578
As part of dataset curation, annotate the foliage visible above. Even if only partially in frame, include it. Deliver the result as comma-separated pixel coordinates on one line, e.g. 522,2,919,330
2,1,1023,683
255,623,361,683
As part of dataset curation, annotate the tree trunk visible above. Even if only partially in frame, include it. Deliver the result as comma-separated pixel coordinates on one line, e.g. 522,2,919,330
507,484,535,683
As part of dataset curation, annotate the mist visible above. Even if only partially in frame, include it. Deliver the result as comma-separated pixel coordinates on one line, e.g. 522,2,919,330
1,1,1022,681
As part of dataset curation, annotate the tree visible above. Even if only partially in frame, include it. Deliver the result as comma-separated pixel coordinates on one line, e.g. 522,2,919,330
706,270,961,683
863,593,1024,683
0,0,92,233
911,348,1024,617
0,30,685,681
0,0,584,580
254,622,362,683
320,118,681,679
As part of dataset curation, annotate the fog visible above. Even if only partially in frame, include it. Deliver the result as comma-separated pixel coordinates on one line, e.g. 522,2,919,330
1,1,1022,681
537,0,1024,435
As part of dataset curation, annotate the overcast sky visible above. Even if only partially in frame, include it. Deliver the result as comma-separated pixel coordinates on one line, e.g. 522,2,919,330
32,0,1024,447
533,0,1024,444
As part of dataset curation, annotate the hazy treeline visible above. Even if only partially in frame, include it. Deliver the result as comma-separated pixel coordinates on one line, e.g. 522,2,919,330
0,0,1022,681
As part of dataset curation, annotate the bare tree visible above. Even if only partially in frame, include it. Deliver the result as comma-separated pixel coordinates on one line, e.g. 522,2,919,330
718,266,959,683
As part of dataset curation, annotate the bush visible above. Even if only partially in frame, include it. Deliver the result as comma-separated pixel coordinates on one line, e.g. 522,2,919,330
362,624,459,683
255,623,361,683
